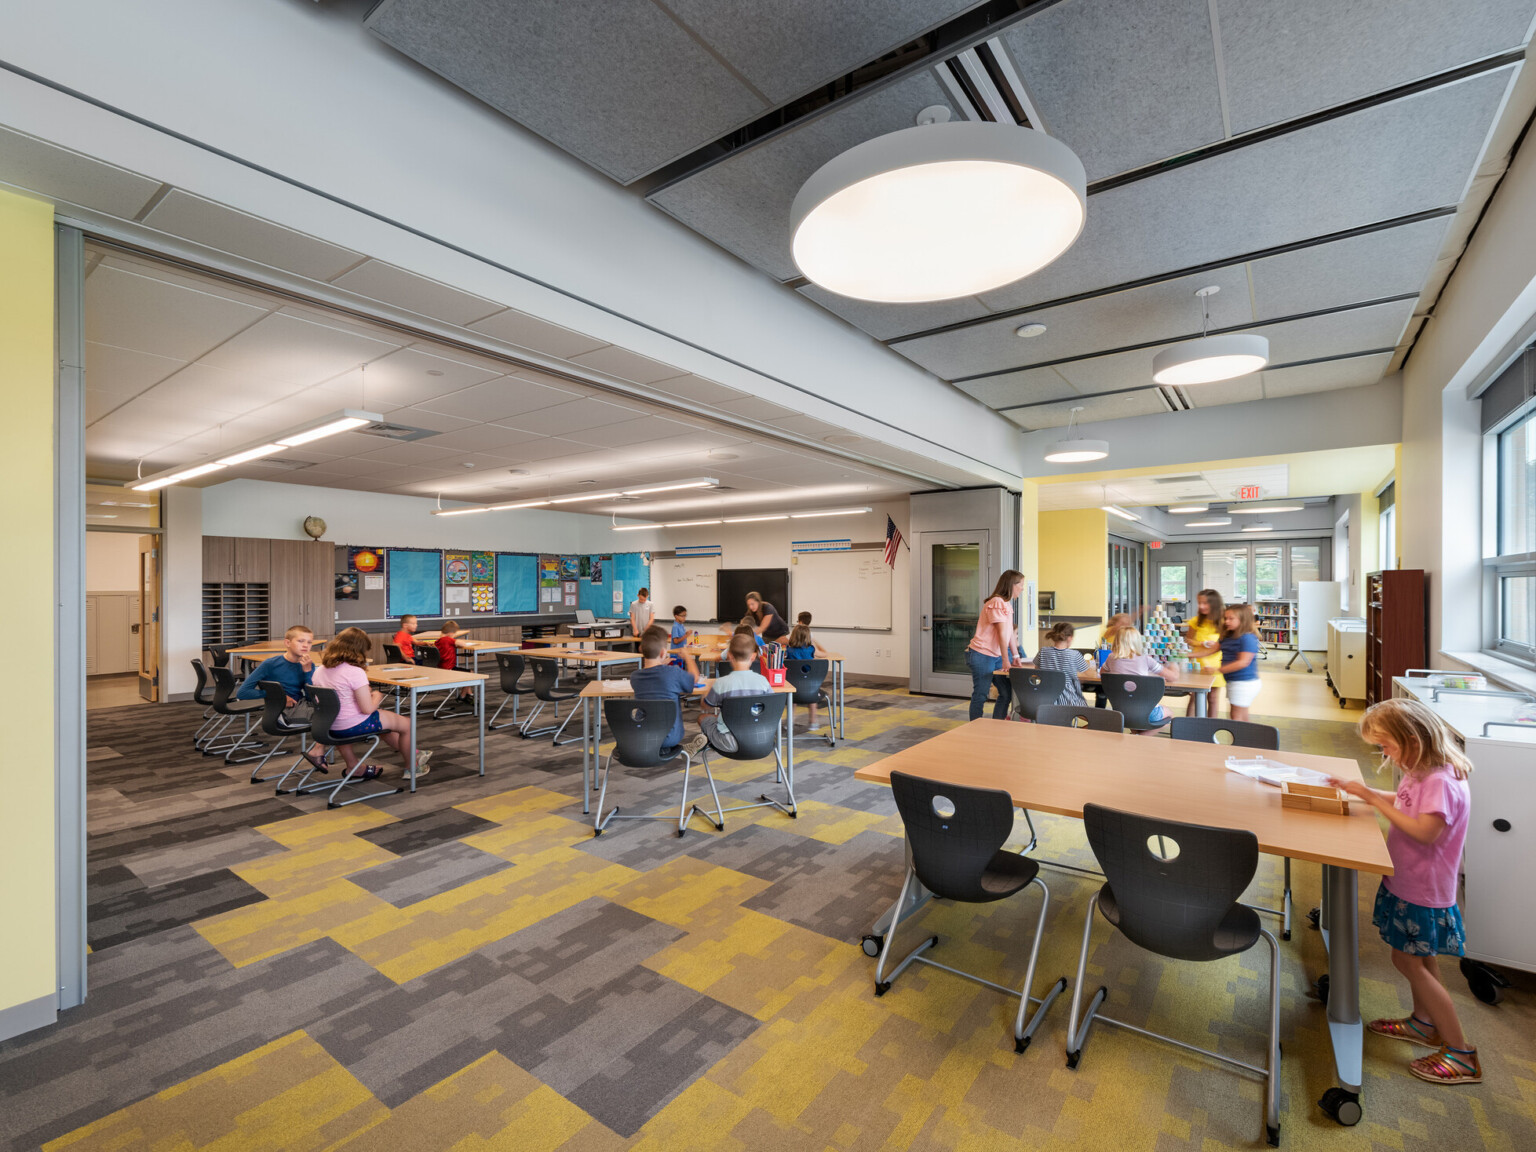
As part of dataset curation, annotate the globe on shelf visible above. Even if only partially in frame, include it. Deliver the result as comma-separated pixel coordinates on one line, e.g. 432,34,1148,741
302,516,327,540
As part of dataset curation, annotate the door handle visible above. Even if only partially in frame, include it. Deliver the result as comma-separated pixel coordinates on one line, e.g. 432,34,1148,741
921,614,931,631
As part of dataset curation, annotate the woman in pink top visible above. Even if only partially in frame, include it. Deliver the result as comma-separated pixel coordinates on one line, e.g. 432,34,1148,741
1330,699,1478,1085
963,569,1027,721
311,627,432,781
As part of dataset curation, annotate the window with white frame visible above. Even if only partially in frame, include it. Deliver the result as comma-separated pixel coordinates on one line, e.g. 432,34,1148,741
1489,405,1535,666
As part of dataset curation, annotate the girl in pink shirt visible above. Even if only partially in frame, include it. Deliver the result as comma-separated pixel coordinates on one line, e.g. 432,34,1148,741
1330,698,1477,1085
963,570,1027,721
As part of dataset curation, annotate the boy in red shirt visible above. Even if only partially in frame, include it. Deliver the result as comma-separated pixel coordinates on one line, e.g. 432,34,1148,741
434,620,474,703
393,615,420,663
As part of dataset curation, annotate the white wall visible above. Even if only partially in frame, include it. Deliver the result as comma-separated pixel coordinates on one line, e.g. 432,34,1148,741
612,501,911,678
85,531,139,592
200,479,630,552
161,487,201,698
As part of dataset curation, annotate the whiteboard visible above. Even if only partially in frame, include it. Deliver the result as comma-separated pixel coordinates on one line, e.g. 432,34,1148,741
652,557,717,621
793,550,892,630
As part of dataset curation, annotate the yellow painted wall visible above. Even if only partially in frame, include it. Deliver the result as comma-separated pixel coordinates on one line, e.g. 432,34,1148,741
1359,488,1381,580
1019,480,1039,622
1039,509,1107,646
0,189,56,1021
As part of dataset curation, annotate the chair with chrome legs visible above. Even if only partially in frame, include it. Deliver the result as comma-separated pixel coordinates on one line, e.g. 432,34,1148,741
247,680,322,791
874,771,1068,1053
487,653,533,730
190,659,221,749
294,685,403,809
203,666,267,762
1036,705,1124,733
697,694,795,821
1009,669,1066,723
593,698,722,837
1168,717,1293,938
1066,804,1281,1147
520,655,580,743
205,644,232,669
1099,673,1169,733
784,659,834,748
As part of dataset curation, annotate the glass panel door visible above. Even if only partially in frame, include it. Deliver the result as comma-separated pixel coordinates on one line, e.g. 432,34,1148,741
1202,546,1249,603
1289,544,1320,592
1156,562,1189,621
1254,545,1283,600
919,530,990,694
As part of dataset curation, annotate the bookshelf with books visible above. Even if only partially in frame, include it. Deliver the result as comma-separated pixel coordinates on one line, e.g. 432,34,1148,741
1254,599,1297,653
1365,569,1426,705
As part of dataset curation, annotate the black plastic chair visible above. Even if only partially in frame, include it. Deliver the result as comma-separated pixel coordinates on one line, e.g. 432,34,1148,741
1067,804,1280,1147
874,772,1067,1053
203,666,266,762
1009,669,1067,722
520,655,580,743
1099,673,1167,732
1169,718,1292,938
205,644,232,669
1036,705,1125,733
783,659,834,748
248,680,319,791
190,659,220,749
699,694,795,821
593,697,721,837
294,685,402,809
416,645,442,669
487,653,533,730
383,643,412,665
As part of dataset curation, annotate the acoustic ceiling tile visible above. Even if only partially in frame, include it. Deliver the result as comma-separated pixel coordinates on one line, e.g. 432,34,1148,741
567,345,687,384
329,260,503,326
349,441,462,467
466,309,609,359
84,342,189,398
500,398,647,437
650,374,751,406
0,125,164,218
144,363,275,417
648,69,960,281
1260,352,1394,398
495,436,596,464
1181,377,1264,406
1216,0,1536,134
996,0,1225,181
385,407,478,435
899,265,1253,379
711,396,801,422
794,284,990,341
416,376,584,422
975,68,1514,313
1003,389,1167,430
366,0,767,184
198,312,400,384
769,414,850,438
561,415,698,448
955,366,1077,409
415,423,546,455
1248,216,1452,319
141,190,362,281
347,346,505,409
86,263,268,362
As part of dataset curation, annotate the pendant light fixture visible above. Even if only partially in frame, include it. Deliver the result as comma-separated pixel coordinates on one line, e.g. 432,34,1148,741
1151,287,1269,385
791,113,1087,303
1043,406,1109,463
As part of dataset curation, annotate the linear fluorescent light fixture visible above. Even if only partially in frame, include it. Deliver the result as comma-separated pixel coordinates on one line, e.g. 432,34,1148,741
1167,504,1207,514
548,491,621,504
431,477,719,516
1229,501,1304,514
1242,523,1275,532
1184,517,1232,528
131,408,381,491
609,507,872,531
1101,505,1140,522
789,507,874,519
723,515,789,523
622,478,718,495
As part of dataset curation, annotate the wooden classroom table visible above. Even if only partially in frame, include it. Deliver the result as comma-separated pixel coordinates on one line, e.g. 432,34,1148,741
854,719,1391,1124
519,634,648,648
227,639,328,672
576,679,796,819
523,646,643,683
1079,666,1216,717
366,663,488,790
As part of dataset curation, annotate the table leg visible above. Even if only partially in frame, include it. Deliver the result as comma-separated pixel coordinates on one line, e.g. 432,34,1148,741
477,682,485,777
408,686,419,793
1196,688,1209,718
1317,863,1365,1123
786,696,795,794
581,696,592,815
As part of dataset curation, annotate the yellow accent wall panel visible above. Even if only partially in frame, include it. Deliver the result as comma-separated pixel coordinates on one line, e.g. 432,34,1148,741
1039,508,1107,645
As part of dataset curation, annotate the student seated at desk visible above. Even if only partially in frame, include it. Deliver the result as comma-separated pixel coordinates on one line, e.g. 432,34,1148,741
312,627,432,779
784,615,831,731
434,620,474,703
1032,621,1088,708
668,605,700,679
1101,626,1181,733
393,615,423,664
235,624,328,771
630,628,707,759
700,632,773,754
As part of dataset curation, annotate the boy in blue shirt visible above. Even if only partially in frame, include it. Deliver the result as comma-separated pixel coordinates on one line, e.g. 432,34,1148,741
629,627,707,758
235,625,316,708
668,605,701,681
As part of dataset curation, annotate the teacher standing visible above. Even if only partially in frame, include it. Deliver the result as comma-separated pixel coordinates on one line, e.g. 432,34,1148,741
744,591,790,643
965,569,1027,721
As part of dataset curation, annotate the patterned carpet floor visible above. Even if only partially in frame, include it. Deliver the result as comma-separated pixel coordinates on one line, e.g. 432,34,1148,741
1,680,1532,1151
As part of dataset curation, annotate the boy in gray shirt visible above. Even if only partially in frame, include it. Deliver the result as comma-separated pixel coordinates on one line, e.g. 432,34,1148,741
700,632,772,753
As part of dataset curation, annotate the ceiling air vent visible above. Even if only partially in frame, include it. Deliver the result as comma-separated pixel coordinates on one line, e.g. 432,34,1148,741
937,38,1043,127
355,420,441,442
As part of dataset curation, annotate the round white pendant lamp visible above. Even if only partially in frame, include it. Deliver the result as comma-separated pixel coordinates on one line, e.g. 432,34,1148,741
1043,406,1109,463
1151,287,1269,385
790,120,1087,303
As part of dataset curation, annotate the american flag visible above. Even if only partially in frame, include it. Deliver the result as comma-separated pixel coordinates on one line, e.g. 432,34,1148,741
884,515,905,568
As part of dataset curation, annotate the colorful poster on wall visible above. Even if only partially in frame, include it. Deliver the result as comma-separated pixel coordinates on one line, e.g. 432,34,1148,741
559,555,579,580
471,584,495,612
471,552,494,583
348,547,382,573
578,555,592,578
539,558,560,587
445,553,471,584
589,556,604,584
335,572,359,600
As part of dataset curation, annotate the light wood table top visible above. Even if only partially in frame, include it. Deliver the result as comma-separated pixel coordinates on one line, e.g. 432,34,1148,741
366,663,487,688
1079,667,1216,692
522,647,643,664
227,639,330,658
519,634,643,647
854,720,1391,874
578,680,793,699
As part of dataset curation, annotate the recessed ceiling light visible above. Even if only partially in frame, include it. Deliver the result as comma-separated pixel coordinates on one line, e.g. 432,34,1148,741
790,121,1086,302
1229,501,1304,514
707,451,740,462
461,462,477,469
426,370,444,377
1015,322,1047,338
1167,504,1208,514
1184,518,1233,528
1242,523,1275,532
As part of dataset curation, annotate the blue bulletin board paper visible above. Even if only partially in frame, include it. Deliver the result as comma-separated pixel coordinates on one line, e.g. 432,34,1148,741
385,549,443,617
496,553,538,613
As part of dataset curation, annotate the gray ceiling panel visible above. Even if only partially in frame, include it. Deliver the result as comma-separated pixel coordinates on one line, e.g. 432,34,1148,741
1005,390,1168,430
662,0,982,104
366,0,767,185
974,68,1514,313
955,366,1078,408
795,284,990,341
1248,216,1452,319
649,70,959,280
900,265,1253,379
0,125,163,219
1260,352,1395,399
1217,0,1536,134
996,0,1225,180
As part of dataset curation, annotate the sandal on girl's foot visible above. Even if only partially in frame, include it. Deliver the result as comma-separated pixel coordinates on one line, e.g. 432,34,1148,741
415,750,432,776
357,764,386,781
1409,1045,1481,1085
1368,1015,1443,1047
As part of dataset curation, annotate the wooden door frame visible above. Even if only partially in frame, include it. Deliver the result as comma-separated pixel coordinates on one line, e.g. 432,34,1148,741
137,535,161,701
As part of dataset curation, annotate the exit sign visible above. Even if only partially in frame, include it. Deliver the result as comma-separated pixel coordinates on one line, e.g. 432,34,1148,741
1238,485,1262,500
1148,541,1163,549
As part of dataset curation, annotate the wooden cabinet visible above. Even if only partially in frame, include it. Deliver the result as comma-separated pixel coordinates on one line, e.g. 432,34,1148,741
234,537,270,583
303,542,333,634
1365,569,1427,705
268,539,304,637
202,535,235,583
86,592,137,675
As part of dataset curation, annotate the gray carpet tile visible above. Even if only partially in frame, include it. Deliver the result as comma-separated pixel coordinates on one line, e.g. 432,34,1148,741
86,866,269,951
348,840,513,908
740,830,908,943
355,807,500,856
118,826,283,889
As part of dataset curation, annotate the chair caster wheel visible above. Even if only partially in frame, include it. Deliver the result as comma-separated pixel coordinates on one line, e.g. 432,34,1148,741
1065,1050,1081,1070
1318,1087,1360,1125
1315,974,1329,1004
1282,929,1291,941
861,934,884,957
1266,1122,1280,1147
1014,1036,1030,1053
1461,957,1509,1004
874,981,891,997
1307,907,1321,930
